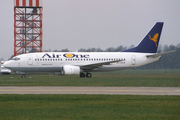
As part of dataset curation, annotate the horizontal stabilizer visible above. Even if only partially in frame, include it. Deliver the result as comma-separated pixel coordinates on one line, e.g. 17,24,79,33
146,50,176,58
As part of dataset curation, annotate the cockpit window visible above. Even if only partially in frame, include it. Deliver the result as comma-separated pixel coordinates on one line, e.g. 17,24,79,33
11,57,20,61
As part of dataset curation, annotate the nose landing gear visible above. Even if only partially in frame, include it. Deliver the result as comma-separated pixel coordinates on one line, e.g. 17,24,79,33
21,74,26,78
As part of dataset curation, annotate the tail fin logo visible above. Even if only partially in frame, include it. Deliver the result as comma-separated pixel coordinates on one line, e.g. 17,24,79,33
148,33,159,47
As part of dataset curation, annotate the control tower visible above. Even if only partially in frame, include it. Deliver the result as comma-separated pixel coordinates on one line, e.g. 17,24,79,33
14,0,43,56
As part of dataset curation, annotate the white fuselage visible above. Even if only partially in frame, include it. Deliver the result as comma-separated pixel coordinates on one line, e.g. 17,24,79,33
4,52,160,73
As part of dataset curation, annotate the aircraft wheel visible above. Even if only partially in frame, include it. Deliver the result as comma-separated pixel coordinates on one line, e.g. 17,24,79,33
21,74,26,78
80,73,85,78
86,73,92,78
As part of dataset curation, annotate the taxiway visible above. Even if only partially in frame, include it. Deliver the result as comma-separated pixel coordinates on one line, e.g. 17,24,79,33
0,87,180,95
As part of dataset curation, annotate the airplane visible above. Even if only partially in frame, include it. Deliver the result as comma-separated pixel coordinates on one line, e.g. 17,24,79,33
3,22,175,78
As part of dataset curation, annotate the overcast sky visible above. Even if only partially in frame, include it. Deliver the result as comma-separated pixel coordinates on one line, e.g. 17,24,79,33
0,0,180,60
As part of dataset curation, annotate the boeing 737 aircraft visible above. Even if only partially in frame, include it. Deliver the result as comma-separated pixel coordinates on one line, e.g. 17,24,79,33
4,22,174,78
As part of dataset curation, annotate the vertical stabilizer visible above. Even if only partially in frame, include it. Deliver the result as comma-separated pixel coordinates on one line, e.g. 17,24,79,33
123,22,164,53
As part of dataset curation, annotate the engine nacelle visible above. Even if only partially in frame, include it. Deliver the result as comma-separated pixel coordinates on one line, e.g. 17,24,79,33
62,65,80,75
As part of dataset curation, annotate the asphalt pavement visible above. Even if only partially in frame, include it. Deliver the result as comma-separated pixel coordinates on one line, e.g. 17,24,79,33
0,87,180,95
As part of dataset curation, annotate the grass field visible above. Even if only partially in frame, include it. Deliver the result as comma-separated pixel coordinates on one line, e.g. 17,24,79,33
0,95,180,120
0,69,180,87
0,70,180,120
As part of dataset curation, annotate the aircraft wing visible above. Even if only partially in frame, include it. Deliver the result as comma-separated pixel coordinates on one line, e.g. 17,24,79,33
80,60,122,70
146,50,175,58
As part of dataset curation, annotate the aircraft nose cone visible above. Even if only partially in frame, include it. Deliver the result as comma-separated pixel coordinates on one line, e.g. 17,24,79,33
3,62,10,68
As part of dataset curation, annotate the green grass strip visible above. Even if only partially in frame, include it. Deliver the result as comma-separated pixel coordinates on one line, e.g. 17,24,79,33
0,69,180,87
0,94,180,120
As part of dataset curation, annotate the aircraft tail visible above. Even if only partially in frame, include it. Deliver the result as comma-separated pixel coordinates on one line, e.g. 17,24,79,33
123,22,164,53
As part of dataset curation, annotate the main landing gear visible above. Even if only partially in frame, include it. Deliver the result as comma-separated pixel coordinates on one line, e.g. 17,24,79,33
80,72,92,78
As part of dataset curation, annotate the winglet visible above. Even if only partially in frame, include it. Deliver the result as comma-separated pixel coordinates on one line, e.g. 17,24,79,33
123,22,164,53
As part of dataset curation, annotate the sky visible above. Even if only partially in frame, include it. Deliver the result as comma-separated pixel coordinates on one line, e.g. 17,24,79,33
0,0,180,60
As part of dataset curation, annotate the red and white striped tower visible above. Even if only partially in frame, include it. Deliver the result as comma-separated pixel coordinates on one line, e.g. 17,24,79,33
14,0,43,56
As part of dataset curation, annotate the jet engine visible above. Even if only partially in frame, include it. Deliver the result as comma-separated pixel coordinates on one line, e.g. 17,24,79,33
62,65,81,75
